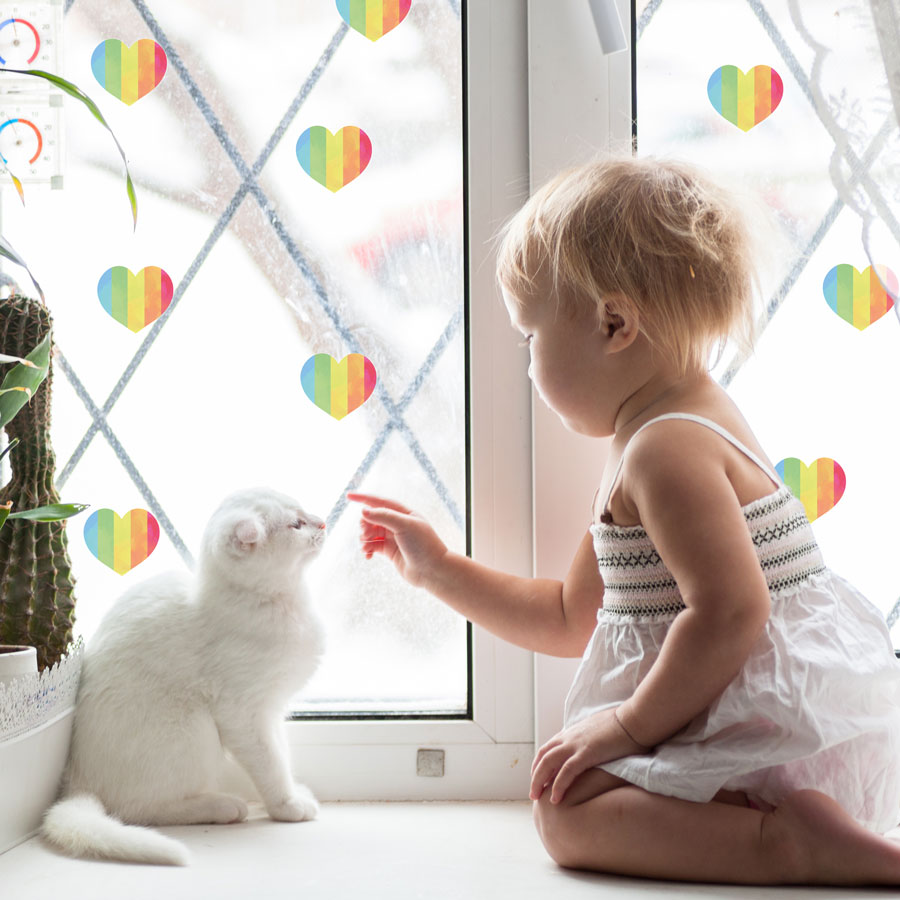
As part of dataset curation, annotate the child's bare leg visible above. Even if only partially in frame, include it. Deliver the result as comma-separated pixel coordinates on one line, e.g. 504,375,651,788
534,770,900,885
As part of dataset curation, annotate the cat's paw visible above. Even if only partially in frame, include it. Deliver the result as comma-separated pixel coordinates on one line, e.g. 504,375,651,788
207,794,249,824
267,785,319,823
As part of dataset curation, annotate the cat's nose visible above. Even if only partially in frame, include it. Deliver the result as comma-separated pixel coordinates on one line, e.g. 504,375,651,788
318,522,326,530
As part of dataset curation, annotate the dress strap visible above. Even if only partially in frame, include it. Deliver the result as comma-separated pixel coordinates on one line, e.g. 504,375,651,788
600,412,782,518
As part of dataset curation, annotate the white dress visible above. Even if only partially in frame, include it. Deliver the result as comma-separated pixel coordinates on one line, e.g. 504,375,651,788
564,413,900,833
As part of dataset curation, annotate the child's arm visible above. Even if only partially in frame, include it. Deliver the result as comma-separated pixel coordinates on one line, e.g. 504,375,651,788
347,492,603,657
531,424,772,802
612,429,772,748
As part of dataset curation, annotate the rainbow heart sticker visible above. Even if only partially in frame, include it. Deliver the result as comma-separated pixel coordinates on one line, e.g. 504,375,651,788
84,508,160,574
707,65,783,131
91,39,167,105
823,264,897,330
776,458,845,522
98,266,174,332
296,126,372,192
301,353,376,420
336,0,412,41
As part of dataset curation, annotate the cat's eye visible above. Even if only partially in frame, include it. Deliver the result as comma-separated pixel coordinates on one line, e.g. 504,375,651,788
290,519,306,529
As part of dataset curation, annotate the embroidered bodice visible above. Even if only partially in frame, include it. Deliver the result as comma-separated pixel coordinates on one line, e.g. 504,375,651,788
590,414,827,618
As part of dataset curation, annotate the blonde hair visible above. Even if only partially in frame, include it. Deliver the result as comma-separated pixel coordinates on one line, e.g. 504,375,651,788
495,156,763,374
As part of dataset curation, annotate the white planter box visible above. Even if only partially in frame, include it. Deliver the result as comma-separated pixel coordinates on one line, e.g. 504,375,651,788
0,641,83,855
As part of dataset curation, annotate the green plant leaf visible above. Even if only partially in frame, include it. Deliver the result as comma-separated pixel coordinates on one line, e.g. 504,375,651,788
0,436,18,462
8,502,89,521
0,354,37,367
0,233,44,302
1,68,138,230
1,165,25,205
0,502,10,530
0,332,51,428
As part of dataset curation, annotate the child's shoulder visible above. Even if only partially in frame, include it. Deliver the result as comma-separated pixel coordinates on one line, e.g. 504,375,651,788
614,400,778,524
622,416,732,505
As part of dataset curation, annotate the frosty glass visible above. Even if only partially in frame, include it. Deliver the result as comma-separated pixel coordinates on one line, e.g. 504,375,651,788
0,0,466,714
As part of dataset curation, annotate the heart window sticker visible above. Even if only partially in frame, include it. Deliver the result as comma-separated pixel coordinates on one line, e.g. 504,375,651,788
823,264,897,330
296,126,372,192
91,39,167,105
336,0,412,41
301,354,377,420
707,65,783,131
776,458,846,523
84,508,160,574
97,266,174,332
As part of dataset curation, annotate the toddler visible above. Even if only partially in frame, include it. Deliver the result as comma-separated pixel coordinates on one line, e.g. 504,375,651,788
349,157,900,885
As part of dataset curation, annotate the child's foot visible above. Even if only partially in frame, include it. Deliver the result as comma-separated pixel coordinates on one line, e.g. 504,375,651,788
766,789,900,885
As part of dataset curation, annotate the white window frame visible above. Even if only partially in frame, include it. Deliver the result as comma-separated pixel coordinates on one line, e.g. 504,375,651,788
528,0,633,748
285,1,536,801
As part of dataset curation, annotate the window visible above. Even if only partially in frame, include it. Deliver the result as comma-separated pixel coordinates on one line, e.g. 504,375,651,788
1,0,535,797
36,0,469,715
635,0,900,637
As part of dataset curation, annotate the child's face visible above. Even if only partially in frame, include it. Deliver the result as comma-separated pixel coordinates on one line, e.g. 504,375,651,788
502,283,624,437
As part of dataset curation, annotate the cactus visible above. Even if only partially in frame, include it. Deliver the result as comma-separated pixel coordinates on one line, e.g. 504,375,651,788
0,294,78,670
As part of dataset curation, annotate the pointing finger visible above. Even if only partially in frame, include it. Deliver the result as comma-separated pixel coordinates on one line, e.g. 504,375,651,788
346,492,413,515
360,506,414,532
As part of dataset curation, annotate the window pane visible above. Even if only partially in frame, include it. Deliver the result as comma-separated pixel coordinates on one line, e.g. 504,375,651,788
636,1,900,638
1,0,466,713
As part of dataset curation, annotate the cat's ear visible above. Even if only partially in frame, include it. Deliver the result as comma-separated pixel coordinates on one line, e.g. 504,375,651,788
233,518,264,552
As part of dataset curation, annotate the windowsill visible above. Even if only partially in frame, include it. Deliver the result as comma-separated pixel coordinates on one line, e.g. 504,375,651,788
2,800,893,899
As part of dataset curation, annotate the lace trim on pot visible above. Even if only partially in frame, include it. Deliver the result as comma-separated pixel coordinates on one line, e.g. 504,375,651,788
0,638,83,743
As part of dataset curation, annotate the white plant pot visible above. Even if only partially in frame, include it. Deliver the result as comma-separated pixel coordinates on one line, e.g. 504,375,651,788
0,646,37,687
0,640,83,855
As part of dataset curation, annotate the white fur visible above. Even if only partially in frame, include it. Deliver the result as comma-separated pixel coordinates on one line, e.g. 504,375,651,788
42,488,326,866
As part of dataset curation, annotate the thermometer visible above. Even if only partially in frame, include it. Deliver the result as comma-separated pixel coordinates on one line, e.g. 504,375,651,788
0,2,62,72
0,93,62,185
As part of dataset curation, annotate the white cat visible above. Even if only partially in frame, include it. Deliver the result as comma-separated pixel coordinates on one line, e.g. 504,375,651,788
42,487,327,866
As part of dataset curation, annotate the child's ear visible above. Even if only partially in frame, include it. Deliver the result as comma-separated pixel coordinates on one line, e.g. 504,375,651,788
601,296,640,353
604,310,626,337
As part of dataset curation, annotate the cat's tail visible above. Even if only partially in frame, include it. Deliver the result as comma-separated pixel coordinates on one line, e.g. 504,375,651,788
41,794,190,866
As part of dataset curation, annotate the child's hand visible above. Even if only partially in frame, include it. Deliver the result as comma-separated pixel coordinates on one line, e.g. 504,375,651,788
346,493,449,589
530,707,650,804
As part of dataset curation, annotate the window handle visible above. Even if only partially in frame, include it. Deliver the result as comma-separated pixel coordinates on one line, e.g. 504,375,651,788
588,0,627,55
